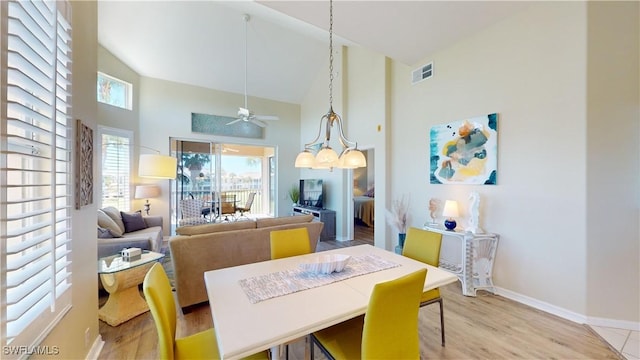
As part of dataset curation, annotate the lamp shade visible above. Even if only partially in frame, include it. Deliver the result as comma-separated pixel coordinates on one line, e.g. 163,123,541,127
316,147,339,167
134,185,160,199
294,150,316,168
139,154,177,179
442,200,459,218
339,149,367,169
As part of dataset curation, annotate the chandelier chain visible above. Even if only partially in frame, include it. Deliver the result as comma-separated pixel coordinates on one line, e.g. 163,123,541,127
328,0,334,108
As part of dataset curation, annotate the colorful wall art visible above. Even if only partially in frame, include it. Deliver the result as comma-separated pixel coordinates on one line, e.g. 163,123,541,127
430,113,498,185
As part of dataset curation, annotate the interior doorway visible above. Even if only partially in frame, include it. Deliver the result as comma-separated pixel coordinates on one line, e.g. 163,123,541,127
169,139,275,234
351,148,375,243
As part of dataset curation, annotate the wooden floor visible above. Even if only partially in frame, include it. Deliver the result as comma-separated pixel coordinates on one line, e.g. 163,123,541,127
98,223,621,359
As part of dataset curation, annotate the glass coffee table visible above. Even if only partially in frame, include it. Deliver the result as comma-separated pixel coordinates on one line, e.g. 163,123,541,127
98,250,164,326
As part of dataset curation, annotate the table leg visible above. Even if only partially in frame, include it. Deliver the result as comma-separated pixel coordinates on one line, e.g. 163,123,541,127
462,235,476,296
99,262,155,326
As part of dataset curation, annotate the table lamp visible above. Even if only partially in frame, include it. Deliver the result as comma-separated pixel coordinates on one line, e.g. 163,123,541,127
134,185,161,215
442,200,459,231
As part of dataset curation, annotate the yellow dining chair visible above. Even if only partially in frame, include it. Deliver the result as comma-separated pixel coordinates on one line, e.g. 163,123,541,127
270,227,312,259
143,263,268,360
402,226,446,346
270,227,313,359
310,268,427,360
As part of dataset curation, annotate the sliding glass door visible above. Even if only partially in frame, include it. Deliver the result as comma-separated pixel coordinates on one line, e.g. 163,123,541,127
169,139,275,234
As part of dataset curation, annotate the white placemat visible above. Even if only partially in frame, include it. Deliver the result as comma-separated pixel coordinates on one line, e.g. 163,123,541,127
238,254,400,304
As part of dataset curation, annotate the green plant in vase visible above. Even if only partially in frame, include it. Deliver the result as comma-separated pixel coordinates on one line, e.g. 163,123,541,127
288,184,300,205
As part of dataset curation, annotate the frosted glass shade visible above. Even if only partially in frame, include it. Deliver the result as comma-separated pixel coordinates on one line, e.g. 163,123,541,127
139,154,177,179
295,150,316,168
339,149,366,169
315,147,339,167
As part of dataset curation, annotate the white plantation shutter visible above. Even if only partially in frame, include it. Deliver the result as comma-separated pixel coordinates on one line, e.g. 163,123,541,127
1,0,73,351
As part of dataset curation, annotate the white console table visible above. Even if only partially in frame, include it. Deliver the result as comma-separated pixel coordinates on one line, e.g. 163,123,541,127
424,225,499,296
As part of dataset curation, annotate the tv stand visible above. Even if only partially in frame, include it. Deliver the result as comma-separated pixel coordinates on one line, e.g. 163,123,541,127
292,205,336,241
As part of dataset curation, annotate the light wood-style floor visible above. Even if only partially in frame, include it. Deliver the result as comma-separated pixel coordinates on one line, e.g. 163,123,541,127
98,223,621,359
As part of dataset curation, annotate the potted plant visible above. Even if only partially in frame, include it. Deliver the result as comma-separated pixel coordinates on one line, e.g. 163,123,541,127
288,184,300,205
386,195,409,254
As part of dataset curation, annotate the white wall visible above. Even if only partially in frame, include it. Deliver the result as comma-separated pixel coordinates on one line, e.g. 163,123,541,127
301,1,639,326
392,1,589,315
138,77,302,224
97,45,145,211
344,46,390,248
585,2,639,325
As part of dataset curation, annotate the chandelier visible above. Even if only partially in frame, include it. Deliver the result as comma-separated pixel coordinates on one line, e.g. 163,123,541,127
294,0,366,170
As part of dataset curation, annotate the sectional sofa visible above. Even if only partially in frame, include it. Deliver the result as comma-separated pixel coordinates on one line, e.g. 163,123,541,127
169,214,324,310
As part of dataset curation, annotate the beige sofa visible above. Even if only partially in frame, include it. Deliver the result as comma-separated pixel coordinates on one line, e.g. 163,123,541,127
170,214,324,310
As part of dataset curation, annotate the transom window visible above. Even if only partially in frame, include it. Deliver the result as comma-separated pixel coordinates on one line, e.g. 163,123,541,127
97,71,132,110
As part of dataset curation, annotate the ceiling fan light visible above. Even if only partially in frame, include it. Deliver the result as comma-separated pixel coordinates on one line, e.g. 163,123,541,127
295,150,316,168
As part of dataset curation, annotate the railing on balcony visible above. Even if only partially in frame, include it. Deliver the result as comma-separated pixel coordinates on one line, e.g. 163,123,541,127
171,188,265,231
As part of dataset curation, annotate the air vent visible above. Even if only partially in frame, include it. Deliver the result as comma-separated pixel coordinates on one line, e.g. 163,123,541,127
411,62,433,84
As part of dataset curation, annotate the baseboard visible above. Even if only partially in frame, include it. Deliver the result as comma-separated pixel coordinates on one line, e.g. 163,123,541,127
495,286,640,331
86,334,105,360
588,315,640,331
495,286,587,324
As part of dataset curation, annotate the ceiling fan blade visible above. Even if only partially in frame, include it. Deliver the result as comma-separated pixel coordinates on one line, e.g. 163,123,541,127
255,115,279,121
226,118,243,126
251,119,268,128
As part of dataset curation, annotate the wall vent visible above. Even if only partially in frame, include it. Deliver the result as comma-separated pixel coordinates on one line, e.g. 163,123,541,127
412,62,433,84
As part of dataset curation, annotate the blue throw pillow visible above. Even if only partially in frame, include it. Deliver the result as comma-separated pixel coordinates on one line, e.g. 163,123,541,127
120,211,148,233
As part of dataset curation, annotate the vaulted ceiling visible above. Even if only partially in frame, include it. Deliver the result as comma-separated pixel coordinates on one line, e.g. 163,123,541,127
98,1,534,105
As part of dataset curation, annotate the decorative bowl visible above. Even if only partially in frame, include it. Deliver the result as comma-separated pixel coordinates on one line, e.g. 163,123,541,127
300,254,351,274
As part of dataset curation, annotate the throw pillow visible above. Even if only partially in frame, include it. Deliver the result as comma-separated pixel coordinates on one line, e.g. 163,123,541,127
364,187,375,198
101,206,126,234
97,227,115,239
97,209,124,237
121,211,148,233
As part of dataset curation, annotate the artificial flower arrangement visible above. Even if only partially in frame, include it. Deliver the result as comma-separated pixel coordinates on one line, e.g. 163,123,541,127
385,195,409,235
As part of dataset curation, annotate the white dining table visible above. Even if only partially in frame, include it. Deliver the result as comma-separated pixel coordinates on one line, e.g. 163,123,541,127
204,244,458,360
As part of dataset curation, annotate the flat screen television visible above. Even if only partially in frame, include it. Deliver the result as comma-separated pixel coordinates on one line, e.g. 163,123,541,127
299,179,324,209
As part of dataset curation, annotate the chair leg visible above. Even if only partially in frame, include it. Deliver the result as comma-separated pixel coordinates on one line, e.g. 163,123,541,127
309,334,335,360
439,298,445,346
420,297,446,347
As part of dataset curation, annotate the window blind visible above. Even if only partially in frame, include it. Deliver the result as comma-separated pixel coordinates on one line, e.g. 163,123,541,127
1,0,73,351
99,129,132,211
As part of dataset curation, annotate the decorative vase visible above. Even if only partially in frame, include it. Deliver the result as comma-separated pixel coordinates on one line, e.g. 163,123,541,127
395,233,406,254
444,218,457,231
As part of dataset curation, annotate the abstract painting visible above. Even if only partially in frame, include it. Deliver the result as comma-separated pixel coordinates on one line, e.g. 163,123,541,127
430,113,498,185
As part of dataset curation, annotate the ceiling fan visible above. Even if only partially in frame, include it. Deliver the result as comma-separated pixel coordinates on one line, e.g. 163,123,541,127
227,14,279,128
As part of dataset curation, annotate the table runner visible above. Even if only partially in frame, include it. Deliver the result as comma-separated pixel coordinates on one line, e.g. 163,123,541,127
238,254,400,304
